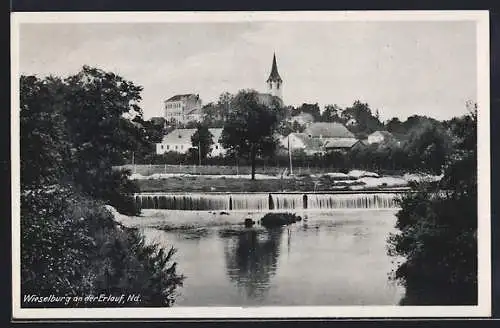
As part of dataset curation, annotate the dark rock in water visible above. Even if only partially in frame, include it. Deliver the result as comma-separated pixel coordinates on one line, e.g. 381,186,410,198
244,218,255,227
261,213,302,228
220,211,230,215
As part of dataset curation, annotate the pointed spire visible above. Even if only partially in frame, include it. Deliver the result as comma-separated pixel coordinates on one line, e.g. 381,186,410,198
267,52,282,83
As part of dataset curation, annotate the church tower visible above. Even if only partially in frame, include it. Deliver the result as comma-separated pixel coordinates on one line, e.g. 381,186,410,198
266,53,283,101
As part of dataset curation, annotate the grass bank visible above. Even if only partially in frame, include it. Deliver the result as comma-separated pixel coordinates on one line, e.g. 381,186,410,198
135,175,410,193
117,164,358,177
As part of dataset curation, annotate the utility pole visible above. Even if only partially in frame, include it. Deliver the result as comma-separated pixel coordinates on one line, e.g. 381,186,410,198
236,155,239,175
198,140,202,167
288,135,293,175
132,152,136,174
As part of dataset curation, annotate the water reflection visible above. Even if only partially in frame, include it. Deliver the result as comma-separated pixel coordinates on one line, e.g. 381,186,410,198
220,227,284,300
140,210,405,306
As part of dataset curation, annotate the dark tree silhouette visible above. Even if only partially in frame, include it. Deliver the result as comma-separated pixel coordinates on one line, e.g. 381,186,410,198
221,89,280,180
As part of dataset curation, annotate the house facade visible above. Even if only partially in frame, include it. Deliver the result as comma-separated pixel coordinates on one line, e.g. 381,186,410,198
164,94,202,124
156,128,226,157
367,130,394,144
280,133,325,155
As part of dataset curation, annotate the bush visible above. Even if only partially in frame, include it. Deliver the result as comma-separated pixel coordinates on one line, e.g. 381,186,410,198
387,110,477,305
21,187,184,307
387,157,477,305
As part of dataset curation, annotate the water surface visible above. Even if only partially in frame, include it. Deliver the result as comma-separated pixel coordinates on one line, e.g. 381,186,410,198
141,209,404,306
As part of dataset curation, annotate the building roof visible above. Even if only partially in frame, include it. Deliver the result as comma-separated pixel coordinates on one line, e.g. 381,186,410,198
266,53,282,83
160,128,223,145
370,130,394,138
324,138,360,149
166,94,199,102
160,128,197,145
304,122,355,138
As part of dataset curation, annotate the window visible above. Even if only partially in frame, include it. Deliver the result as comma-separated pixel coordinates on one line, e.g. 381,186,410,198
167,145,170,150
175,145,178,150
160,145,164,149
215,145,219,150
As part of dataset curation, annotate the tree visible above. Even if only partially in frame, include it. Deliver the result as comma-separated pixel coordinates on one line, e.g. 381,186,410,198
403,122,452,174
321,104,342,122
385,117,406,136
341,100,383,137
20,75,71,188
388,108,477,305
221,90,280,180
218,92,234,117
297,103,321,121
20,67,184,306
62,66,145,200
191,123,214,163
202,102,223,127
201,92,235,128
20,66,147,214
277,120,305,136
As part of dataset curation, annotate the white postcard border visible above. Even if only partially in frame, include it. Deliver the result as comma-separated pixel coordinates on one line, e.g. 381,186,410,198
10,10,491,319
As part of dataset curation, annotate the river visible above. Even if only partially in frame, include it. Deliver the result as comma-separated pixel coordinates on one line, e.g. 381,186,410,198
139,208,404,306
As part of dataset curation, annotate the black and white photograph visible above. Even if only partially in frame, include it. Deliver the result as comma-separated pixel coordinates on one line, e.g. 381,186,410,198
11,11,490,319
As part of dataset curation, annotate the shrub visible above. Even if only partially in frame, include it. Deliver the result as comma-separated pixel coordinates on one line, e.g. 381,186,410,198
21,187,184,307
387,155,477,304
387,110,477,305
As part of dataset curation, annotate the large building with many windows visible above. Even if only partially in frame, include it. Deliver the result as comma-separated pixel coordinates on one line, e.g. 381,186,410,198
164,94,202,124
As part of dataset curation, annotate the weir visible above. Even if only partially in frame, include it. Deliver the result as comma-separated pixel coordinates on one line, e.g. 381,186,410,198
134,192,401,211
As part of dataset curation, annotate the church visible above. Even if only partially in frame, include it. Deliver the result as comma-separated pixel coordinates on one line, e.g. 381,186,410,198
257,53,285,108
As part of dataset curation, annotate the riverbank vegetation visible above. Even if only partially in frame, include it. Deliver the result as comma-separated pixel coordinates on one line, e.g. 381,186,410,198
387,108,477,305
20,67,184,307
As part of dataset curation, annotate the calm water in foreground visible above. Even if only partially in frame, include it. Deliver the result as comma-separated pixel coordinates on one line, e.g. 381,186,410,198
140,209,404,306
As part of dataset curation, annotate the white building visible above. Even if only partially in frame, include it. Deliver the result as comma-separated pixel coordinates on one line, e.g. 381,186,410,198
164,94,202,124
156,128,226,157
280,133,325,155
367,130,394,144
156,128,196,154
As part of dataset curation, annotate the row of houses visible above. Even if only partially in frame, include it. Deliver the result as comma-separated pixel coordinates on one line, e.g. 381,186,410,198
155,122,396,157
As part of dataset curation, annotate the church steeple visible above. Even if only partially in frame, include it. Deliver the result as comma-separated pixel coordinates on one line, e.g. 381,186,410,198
267,53,282,83
266,53,283,100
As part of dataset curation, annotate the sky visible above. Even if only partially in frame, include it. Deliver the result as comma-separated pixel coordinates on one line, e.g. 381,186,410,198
18,20,477,121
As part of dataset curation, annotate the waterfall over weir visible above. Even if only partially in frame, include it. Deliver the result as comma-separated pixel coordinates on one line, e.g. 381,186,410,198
134,192,400,211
